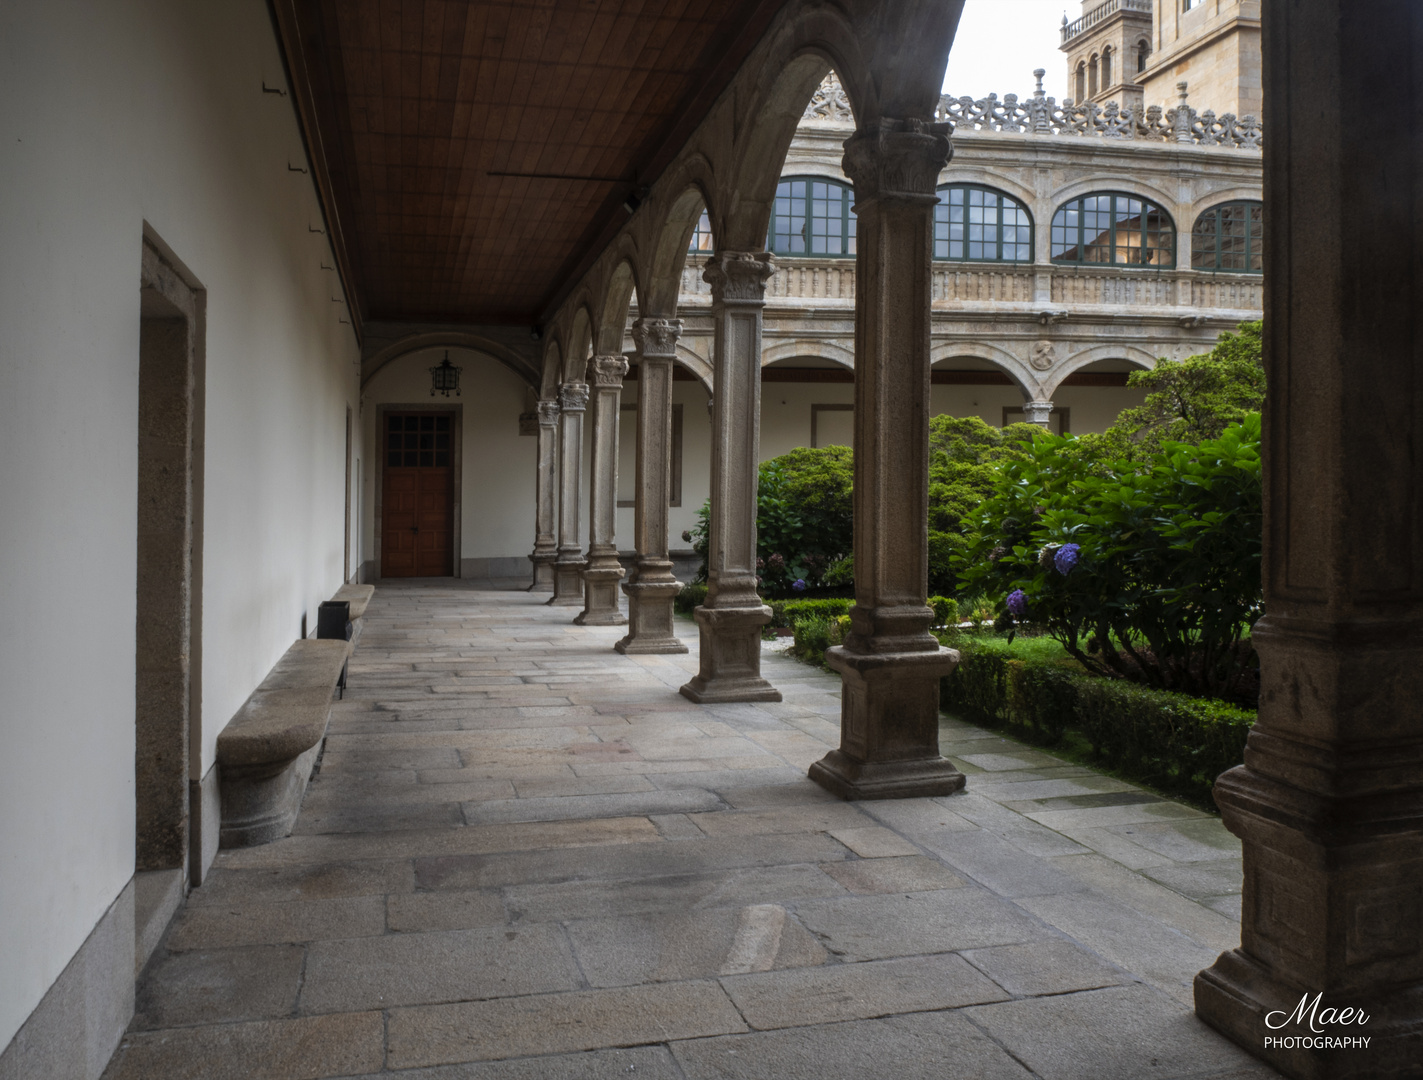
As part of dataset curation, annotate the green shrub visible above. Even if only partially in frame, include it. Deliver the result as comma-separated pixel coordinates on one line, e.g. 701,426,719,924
928,596,959,627
673,582,708,614
757,447,854,595
956,414,1262,701
790,614,848,668
939,638,1254,805
824,554,854,587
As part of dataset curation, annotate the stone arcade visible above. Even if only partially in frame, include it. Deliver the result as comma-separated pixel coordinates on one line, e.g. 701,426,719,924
0,1,1417,1078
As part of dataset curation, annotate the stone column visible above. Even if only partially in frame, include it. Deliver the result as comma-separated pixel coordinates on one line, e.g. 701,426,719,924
679,253,780,703
547,381,588,606
616,318,688,654
1194,5,1423,1078
809,118,963,800
527,398,559,591
575,356,629,625
1022,400,1054,428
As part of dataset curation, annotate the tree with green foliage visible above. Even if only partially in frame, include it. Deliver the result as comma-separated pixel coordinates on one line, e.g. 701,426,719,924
926,416,1039,594
1111,320,1264,456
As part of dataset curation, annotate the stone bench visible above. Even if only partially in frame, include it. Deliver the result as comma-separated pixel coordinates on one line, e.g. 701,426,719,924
215,636,351,848
331,582,375,646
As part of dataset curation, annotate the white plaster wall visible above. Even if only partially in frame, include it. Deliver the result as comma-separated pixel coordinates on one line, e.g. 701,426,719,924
361,349,537,573
760,382,856,457
0,0,358,1050
614,378,712,551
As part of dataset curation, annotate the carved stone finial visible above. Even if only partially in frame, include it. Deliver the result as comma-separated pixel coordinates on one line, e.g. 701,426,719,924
558,382,590,412
1034,68,1046,96
702,252,776,303
591,354,629,387
1030,341,1058,371
631,317,683,359
842,117,952,201
536,398,560,426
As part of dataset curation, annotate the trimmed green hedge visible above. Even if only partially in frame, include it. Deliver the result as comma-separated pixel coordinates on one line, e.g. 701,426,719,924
673,582,708,615
770,598,852,628
940,639,1253,805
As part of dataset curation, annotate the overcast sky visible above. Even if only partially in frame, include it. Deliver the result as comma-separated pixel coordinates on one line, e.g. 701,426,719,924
941,0,1072,103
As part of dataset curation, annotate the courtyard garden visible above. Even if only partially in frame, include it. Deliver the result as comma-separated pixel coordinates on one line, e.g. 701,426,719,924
678,322,1266,809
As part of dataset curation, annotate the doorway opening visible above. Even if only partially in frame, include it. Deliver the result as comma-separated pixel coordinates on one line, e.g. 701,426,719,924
378,407,460,577
135,237,202,881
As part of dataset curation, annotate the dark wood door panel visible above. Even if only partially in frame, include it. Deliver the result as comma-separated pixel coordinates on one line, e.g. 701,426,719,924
382,413,456,578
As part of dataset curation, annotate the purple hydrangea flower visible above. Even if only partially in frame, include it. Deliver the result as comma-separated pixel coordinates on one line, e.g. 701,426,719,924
1054,543,1081,575
1006,589,1028,617
792,578,807,592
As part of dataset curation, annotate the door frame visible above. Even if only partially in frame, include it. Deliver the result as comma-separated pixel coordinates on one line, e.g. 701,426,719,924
374,403,463,579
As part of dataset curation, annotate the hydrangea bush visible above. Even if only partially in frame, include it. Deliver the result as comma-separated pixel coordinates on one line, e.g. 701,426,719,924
956,414,1263,701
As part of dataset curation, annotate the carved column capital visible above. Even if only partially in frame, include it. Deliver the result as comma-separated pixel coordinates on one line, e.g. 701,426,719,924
1022,401,1054,427
841,117,952,201
558,382,589,412
631,317,683,359
591,354,629,387
536,398,560,426
702,252,775,303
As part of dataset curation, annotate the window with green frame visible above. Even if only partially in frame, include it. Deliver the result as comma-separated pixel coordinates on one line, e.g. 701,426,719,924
1051,192,1175,267
934,185,1033,262
1191,200,1263,273
767,177,856,257
687,208,714,255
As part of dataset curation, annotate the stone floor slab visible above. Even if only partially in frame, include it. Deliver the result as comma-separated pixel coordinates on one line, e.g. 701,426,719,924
386,981,748,1068
672,1010,1035,1080
793,889,1047,961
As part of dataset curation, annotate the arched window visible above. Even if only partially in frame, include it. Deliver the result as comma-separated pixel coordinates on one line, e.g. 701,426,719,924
1075,63,1086,102
687,208,714,255
767,177,856,257
1101,48,1112,89
934,185,1033,262
1051,192,1175,267
1192,200,1264,273
1137,39,1151,73
1088,55,1099,97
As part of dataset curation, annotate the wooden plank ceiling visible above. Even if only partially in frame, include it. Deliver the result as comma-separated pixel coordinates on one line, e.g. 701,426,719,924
280,0,778,327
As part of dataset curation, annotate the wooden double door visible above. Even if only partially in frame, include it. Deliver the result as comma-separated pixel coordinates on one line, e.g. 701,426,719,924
381,411,455,577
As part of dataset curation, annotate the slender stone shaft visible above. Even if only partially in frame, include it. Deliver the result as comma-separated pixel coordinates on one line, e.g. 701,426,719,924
576,356,628,625
617,318,688,654
809,118,963,800
1194,5,1423,1077
527,398,559,591
680,253,780,703
547,381,588,606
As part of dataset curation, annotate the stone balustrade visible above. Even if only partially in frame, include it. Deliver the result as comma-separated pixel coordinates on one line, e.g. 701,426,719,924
681,257,1261,313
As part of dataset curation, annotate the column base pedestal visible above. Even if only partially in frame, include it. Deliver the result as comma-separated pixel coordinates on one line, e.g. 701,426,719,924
615,578,687,654
527,551,556,592
547,557,587,606
680,604,780,703
809,644,963,800
574,564,626,626
1196,948,1423,1080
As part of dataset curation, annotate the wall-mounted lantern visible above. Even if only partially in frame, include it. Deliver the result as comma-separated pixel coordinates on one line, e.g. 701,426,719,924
429,350,462,397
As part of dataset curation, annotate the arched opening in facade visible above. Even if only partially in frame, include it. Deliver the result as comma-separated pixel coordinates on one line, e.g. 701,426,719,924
1191,200,1264,274
1137,38,1151,73
767,176,857,257
1076,61,1086,102
1051,192,1176,267
929,355,1039,430
933,184,1033,263
1088,53,1099,97
759,355,855,456
1047,356,1151,433
1101,47,1112,90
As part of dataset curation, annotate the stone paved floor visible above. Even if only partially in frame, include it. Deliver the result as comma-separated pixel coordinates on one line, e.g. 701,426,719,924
104,581,1281,1079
